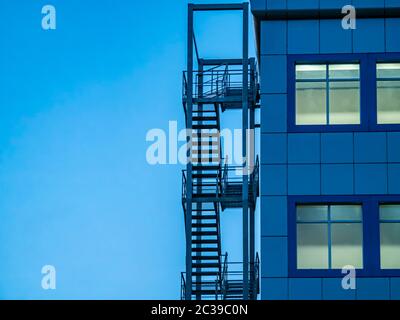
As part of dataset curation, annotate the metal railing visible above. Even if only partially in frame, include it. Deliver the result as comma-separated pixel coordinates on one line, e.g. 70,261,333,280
180,253,260,300
182,64,258,106
182,156,260,206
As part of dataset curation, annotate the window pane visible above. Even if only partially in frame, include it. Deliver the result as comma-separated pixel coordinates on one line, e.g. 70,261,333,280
380,223,400,269
331,223,363,269
296,82,327,125
329,81,360,124
297,205,328,222
377,80,400,124
296,64,326,80
331,205,362,221
380,205,400,221
329,64,360,79
377,63,400,79
297,224,328,269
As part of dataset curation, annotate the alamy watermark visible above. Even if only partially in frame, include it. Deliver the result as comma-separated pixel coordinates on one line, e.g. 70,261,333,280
342,5,356,30
41,265,56,290
145,121,256,174
41,5,56,30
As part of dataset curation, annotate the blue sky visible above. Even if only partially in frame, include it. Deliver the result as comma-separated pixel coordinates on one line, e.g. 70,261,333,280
0,0,256,299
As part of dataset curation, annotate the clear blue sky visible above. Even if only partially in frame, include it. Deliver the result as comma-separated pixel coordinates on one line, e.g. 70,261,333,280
0,0,256,299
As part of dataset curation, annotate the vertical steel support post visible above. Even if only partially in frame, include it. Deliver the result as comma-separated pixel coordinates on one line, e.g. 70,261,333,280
185,3,194,301
242,2,249,300
249,58,256,299
195,60,204,300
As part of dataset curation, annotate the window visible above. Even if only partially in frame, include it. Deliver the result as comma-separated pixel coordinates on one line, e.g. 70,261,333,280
380,204,400,269
377,63,400,124
295,64,360,125
296,204,363,270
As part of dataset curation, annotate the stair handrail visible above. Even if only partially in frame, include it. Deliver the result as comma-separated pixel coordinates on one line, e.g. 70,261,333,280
220,252,229,300
181,272,186,300
182,170,187,211
222,156,229,195
222,64,229,96
251,155,260,204
254,253,260,298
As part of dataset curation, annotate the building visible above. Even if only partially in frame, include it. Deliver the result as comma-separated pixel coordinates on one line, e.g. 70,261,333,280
251,0,400,300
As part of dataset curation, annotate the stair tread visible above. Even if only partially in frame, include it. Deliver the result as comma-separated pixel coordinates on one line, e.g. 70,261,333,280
192,239,218,244
192,231,218,236
192,223,217,228
192,247,219,252
191,256,219,260
192,263,220,268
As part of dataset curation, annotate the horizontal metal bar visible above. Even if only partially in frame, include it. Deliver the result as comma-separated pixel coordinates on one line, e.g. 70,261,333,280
201,59,246,66
192,3,244,11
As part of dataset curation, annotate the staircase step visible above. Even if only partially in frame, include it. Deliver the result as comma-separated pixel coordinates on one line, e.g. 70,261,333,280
192,239,218,244
192,173,219,178
193,271,219,276
192,215,217,220
192,263,220,268
192,231,218,236
191,255,219,261
193,116,217,121
192,109,216,113
192,223,217,228
192,247,219,252
193,165,220,170
192,124,219,130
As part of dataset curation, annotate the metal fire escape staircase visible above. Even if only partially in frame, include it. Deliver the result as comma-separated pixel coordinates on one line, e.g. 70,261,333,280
180,3,260,301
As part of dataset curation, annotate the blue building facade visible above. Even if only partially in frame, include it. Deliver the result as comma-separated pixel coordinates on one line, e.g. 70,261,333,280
251,0,400,300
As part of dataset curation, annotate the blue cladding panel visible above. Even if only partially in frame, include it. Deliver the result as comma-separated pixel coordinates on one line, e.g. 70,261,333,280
322,278,356,300
386,0,400,7
354,132,387,163
261,237,288,277
391,278,400,300
320,0,353,9
261,165,287,196
352,0,384,8
388,164,400,194
355,164,388,194
288,164,321,195
287,0,319,9
288,20,319,54
387,132,400,162
267,0,287,10
289,278,322,300
322,164,354,195
262,278,288,300
261,134,287,164
288,133,320,164
261,196,288,236
250,0,267,11
261,94,287,133
357,278,390,300
386,19,400,53
353,19,385,53
321,133,353,163
261,21,287,55
260,55,287,94
320,19,352,54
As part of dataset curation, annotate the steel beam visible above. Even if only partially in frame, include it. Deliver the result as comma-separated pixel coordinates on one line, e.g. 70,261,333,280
185,3,194,301
242,2,249,301
192,3,244,11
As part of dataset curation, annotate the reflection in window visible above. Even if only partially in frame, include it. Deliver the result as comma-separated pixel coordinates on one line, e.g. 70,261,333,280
296,204,363,270
380,204,400,269
377,63,400,124
296,64,360,125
